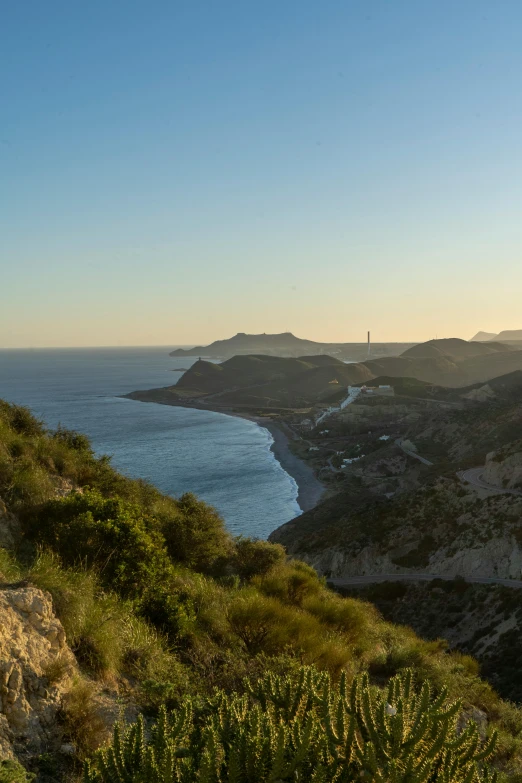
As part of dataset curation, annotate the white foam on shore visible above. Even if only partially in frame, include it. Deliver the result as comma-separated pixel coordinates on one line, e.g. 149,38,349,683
255,421,302,519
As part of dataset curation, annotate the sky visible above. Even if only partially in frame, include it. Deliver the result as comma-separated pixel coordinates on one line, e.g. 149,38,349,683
1,0,522,348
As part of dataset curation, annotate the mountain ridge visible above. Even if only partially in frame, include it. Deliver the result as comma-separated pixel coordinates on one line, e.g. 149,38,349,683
170,332,416,361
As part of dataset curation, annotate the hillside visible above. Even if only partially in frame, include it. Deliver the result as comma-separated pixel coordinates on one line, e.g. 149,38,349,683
271,475,522,580
364,354,465,385
170,332,416,361
271,369,522,557
3,400,522,779
402,338,513,360
495,330,522,342
174,354,327,394
131,345,522,414
131,354,375,409
340,579,522,703
458,350,522,385
268,369,522,712
364,341,522,387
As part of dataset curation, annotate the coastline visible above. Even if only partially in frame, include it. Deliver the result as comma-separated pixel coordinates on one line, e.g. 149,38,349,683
235,414,325,514
122,391,325,515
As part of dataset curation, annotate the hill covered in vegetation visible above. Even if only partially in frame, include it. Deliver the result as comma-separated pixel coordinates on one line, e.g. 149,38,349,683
1,400,522,780
129,354,374,409
401,338,514,361
366,343,522,388
133,341,522,417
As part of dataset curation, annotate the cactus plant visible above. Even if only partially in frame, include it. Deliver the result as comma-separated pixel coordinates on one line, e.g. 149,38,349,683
84,667,497,783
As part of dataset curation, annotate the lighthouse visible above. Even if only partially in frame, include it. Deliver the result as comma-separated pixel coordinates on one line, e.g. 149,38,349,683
367,331,371,357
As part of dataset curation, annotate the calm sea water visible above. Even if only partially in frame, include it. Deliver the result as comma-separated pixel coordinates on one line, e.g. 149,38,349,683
0,347,300,538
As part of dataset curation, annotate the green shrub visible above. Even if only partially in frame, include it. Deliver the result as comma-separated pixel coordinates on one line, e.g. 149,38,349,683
30,490,173,597
29,551,185,686
0,760,34,783
61,678,110,760
232,536,286,580
52,426,93,454
254,560,323,606
0,547,22,582
161,492,233,573
7,461,55,506
84,666,498,783
0,401,44,437
302,594,375,644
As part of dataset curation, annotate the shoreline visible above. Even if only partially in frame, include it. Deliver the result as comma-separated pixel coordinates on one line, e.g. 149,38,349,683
236,414,325,514
121,392,325,515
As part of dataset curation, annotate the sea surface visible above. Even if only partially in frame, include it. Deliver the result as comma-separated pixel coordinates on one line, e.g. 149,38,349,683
0,347,300,538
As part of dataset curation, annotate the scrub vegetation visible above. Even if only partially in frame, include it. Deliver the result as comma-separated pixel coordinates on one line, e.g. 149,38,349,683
1,400,522,780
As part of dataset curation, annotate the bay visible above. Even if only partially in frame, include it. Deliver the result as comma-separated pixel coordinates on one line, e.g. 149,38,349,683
0,347,300,538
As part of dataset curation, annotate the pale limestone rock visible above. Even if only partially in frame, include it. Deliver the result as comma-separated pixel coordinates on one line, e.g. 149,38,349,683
0,586,76,761
303,534,522,581
462,384,496,402
484,443,522,490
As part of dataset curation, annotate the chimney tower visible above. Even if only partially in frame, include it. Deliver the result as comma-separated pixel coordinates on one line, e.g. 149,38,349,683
367,331,371,357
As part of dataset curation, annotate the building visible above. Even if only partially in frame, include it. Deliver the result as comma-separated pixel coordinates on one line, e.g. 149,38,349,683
360,384,394,397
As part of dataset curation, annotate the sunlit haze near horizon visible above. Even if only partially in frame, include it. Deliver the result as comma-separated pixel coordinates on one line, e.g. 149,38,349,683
2,1,522,348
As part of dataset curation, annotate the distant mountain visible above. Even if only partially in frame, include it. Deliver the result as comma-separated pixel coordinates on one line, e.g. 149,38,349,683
493,330,522,342
470,330,522,343
470,331,499,342
170,332,415,361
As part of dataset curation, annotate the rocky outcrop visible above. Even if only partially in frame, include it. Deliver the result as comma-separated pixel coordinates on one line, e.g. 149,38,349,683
304,534,522,580
462,383,496,402
484,441,522,490
279,478,522,582
0,586,76,763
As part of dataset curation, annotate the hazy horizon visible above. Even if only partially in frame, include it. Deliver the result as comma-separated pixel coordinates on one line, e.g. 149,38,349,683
3,1,522,348
0,329,511,351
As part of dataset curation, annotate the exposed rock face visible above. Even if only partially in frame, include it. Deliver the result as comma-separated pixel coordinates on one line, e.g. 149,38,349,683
462,384,496,402
303,534,522,580
0,586,76,762
484,441,522,490
277,478,522,582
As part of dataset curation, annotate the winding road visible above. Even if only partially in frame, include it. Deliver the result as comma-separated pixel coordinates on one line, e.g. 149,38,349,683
328,574,522,589
457,467,522,497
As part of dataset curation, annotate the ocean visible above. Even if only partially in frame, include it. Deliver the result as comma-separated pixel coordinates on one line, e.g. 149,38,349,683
0,347,300,539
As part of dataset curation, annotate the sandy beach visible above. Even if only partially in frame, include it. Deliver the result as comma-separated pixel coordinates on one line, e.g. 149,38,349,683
123,391,325,515
240,416,325,513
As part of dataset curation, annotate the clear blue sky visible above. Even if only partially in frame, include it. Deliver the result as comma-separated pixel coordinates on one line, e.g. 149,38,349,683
2,0,522,347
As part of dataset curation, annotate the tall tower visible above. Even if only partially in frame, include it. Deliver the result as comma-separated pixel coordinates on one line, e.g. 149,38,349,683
367,331,371,357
